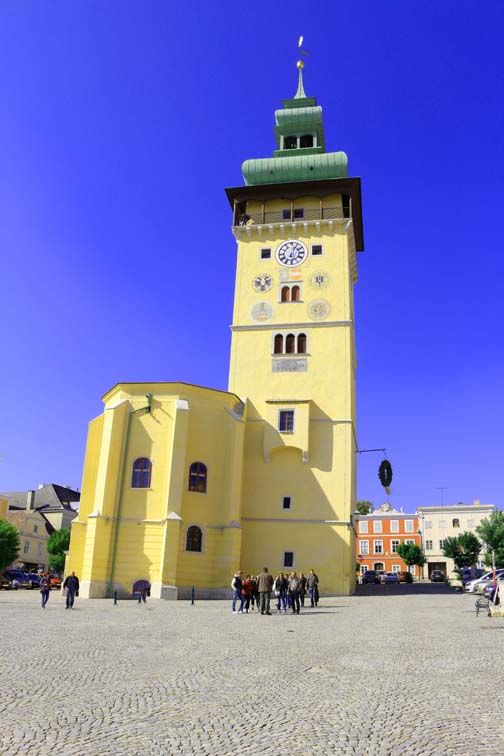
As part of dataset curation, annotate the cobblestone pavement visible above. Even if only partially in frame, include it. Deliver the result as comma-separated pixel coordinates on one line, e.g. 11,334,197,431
1,586,503,755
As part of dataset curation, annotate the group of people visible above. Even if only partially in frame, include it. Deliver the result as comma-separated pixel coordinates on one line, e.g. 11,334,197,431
231,567,319,615
39,571,80,610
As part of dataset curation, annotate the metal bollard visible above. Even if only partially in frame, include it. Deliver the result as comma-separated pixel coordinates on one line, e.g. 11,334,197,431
191,586,195,606
113,591,118,606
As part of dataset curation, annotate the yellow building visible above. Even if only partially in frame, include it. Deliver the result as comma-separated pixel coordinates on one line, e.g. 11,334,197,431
66,61,365,598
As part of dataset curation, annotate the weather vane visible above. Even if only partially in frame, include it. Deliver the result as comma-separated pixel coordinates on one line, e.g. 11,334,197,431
297,35,309,69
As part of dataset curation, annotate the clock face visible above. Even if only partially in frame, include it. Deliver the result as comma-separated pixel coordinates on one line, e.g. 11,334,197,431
252,274,273,293
276,239,307,267
310,271,329,289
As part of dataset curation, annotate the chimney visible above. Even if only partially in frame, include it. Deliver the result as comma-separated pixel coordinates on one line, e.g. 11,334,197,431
26,490,35,510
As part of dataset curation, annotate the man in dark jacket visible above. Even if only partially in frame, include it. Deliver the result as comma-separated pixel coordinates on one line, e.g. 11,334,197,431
63,572,80,610
307,569,319,607
257,567,274,615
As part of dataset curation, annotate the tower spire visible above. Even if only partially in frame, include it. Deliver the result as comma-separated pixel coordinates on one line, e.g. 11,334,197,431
294,34,308,99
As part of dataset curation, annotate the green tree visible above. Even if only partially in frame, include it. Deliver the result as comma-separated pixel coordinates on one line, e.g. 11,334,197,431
396,543,426,577
477,511,504,567
46,529,70,573
0,519,20,571
355,500,373,515
442,531,481,569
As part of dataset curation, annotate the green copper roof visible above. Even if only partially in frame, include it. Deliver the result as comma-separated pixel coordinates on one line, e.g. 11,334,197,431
241,63,348,186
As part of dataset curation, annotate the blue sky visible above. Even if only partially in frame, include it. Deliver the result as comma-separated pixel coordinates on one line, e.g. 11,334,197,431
1,1,503,511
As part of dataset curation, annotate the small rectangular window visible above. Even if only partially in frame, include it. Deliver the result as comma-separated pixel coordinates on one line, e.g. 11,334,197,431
405,520,414,533
282,496,291,510
283,551,294,568
360,565,368,575
374,540,383,554
38,543,43,556
425,520,432,529
390,520,399,533
33,524,38,534
24,541,30,554
278,410,294,433
360,541,369,555
373,520,382,533
359,520,368,534
293,208,304,219
282,209,291,220
439,539,445,550
261,248,271,259
425,540,433,550
392,565,401,573
391,540,400,553
312,244,323,256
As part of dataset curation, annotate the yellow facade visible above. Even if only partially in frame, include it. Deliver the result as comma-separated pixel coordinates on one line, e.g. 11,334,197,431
67,68,363,598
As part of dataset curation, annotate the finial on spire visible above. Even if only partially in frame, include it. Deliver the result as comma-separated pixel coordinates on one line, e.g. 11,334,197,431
295,35,308,99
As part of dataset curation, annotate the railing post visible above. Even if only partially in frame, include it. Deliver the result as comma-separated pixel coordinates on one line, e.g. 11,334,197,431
191,586,195,606
113,591,118,606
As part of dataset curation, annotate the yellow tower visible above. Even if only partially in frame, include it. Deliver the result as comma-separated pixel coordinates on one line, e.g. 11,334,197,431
226,56,364,593
66,53,364,598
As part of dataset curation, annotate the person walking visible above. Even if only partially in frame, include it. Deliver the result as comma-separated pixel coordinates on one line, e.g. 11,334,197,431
274,572,288,613
288,572,301,614
231,571,244,613
63,571,80,610
248,575,258,612
242,575,253,613
299,572,307,607
257,567,274,615
307,569,319,607
39,572,50,609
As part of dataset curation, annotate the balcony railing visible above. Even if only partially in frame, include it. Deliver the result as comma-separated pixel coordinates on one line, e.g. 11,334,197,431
235,206,351,227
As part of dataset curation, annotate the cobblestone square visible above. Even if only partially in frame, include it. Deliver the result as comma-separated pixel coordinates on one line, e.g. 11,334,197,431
1,587,503,755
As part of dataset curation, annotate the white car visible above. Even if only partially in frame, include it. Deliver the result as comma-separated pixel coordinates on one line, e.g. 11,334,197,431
465,569,504,593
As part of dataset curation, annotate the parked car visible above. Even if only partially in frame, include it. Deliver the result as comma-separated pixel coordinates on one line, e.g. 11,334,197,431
26,573,41,588
375,570,386,584
398,571,412,583
4,569,32,589
447,570,464,591
430,570,445,582
361,570,380,584
465,569,504,594
458,567,484,584
0,575,15,590
383,572,399,583
50,575,62,589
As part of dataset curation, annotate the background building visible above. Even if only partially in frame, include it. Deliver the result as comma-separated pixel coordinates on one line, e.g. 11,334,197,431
355,503,421,577
6,483,79,530
417,500,494,576
4,509,55,571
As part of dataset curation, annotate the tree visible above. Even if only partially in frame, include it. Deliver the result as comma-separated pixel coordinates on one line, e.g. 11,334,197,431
355,500,373,515
477,511,504,567
396,543,426,577
0,519,20,571
46,529,70,573
442,532,481,569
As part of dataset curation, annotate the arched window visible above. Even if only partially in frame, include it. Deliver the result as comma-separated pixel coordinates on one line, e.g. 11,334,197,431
300,134,313,148
284,135,297,149
285,334,295,354
291,285,301,302
131,458,152,488
274,334,283,354
281,286,291,303
186,525,203,552
452,518,460,528
297,333,307,354
188,462,207,493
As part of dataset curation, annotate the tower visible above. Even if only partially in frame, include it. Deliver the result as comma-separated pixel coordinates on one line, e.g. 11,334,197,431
226,58,364,593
